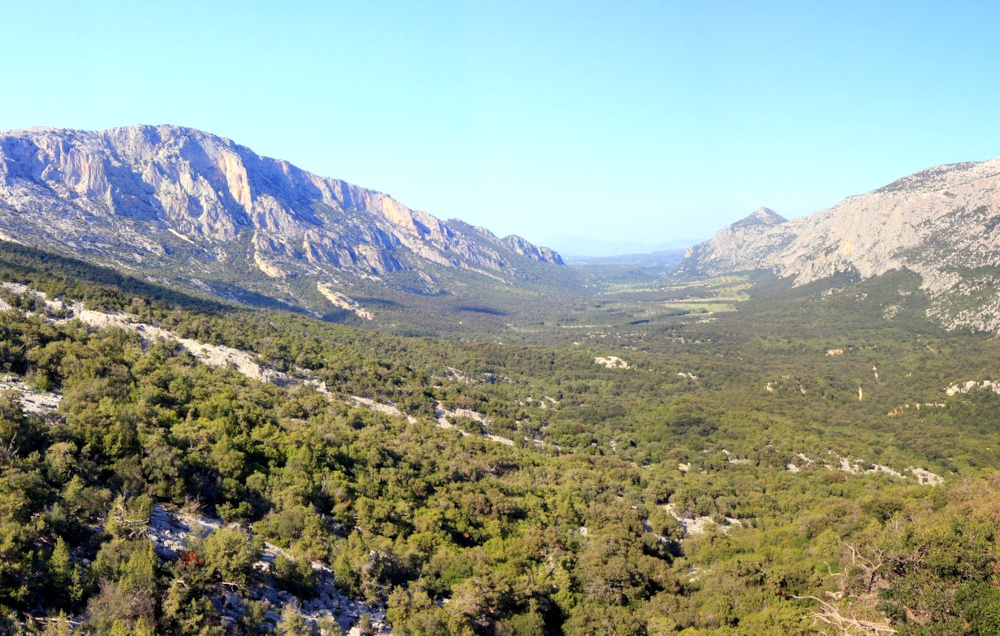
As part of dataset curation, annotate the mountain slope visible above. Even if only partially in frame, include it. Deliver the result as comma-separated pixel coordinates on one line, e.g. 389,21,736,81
0,125,563,317
683,206,787,274
684,157,1000,331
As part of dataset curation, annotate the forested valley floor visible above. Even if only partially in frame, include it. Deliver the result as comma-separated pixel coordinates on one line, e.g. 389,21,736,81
1,243,999,635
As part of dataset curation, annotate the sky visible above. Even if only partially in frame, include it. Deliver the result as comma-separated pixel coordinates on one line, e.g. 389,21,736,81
1,1,999,248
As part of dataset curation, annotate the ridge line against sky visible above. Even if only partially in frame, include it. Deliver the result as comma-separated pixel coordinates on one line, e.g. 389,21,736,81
1,0,998,246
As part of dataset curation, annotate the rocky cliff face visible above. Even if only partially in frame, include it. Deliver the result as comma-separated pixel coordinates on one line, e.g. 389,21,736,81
684,157,1000,331
0,125,562,305
684,207,788,273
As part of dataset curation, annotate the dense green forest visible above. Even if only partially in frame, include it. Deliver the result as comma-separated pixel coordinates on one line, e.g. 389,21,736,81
1,242,1000,635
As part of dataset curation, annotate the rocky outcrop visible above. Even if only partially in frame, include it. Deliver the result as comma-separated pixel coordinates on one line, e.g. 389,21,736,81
684,158,1000,331
0,125,562,309
686,159,1000,288
503,234,564,265
148,504,390,634
317,283,373,320
684,207,788,274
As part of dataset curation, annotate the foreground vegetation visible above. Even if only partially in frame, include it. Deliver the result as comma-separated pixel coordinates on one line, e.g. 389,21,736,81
0,243,999,634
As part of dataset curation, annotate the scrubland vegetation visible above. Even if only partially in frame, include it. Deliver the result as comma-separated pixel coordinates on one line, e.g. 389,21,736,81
1,243,1000,634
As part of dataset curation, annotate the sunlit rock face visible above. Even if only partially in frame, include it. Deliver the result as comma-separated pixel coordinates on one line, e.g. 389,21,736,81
684,158,1000,331
684,206,788,275
0,125,562,283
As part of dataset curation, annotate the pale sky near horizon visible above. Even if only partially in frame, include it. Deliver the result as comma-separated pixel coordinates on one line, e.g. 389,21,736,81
1,1,998,247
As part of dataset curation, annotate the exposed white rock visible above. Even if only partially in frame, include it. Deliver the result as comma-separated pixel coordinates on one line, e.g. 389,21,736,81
907,467,945,486
1,281,296,387
945,379,1000,396
869,464,906,479
721,450,750,465
67,304,289,384
317,283,373,320
148,505,389,634
887,402,946,417
342,395,526,448
167,228,196,245
434,401,515,446
444,367,471,383
595,356,630,369
0,376,62,414
683,207,786,275
350,396,417,424
785,451,942,485
662,503,742,536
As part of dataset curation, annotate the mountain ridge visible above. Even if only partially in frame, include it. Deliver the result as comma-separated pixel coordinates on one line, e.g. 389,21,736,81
0,124,562,317
684,156,1000,331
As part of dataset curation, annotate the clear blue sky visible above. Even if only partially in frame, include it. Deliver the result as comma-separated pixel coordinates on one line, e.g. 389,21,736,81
2,1,999,246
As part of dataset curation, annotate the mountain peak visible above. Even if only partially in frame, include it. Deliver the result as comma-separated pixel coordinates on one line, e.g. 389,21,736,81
682,207,790,272
683,154,1000,333
738,207,786,227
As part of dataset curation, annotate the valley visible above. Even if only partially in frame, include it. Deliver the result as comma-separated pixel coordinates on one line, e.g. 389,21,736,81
7,2,999,634
2,232,1000,634
3,129,1000,636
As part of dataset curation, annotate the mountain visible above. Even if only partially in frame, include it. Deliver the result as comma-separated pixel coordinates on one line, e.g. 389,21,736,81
563,248,688,266
545,235,699,259
682,207,786,273
683,158,1000,331
0,125,563,317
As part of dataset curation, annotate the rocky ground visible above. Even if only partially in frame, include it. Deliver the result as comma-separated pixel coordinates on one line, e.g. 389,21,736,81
0,374,61,414
149,504,390,635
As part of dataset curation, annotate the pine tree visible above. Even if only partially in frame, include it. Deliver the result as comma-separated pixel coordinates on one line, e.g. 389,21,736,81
276,604,312,636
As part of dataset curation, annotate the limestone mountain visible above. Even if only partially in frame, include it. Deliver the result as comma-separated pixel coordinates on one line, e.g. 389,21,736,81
683,206,787,274
684,157,1000,331
0,125,563,318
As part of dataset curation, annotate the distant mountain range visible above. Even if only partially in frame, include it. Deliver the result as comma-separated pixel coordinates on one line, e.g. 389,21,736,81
545,236,698,259
0,125,563,317
684,157,1000,332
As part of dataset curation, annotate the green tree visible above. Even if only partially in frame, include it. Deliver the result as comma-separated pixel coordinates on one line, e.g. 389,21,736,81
203,526,262,586
161,577,224,636
86,540,159,633
46,536,84,610
276,604,312,636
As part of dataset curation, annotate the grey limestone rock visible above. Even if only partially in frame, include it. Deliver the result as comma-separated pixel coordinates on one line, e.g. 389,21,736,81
684,158,1000,331
0,124,562,311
